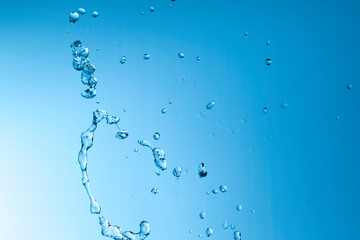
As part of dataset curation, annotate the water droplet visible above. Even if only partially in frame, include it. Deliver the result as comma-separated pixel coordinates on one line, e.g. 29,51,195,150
143,53,150,60
150,6,155,12
199,211,206,219
222,222,228,229
116,130,129,140
251,209,255,213
69,12,80,24
169,4,172,7
206,101,215,110
244,32,248,36
347,84,352,90
81,88,97,99
78,8,86,14
173,166,183,178
140,11,144,15
92,11,99,18
266,40,270,46
161,108,167,114
236,204,242,211
106,115,120,125
153,132,160,140
155,171,161,176
198,163,208,178
178,52,185,58
151,187,158,194
219,185,228,193
212,189,218,194
265,58,272,65
206,228,213,237
198,234,203,238
120,56,127,64
197,56,201,61
281,102,288,108
138,140,167,171
234,231,241,240
96,100,100,104
169,100,173,104
134,148,139,152
263,107,268,113
206,191,211,195
335,116,340,120
230,224,235,230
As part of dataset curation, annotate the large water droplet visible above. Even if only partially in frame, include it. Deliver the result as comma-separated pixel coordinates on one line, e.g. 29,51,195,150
153,132,160,140
265,58,272,65
206,101,215,110
69,12,80,24
144,53,150,60
199,211,206,219
178,52,185,58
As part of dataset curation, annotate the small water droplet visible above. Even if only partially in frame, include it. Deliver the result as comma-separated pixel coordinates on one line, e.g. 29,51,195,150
347,84,352,90
206,228,213,237
143,53,150,60
265,58,272,65
150,6,155,12
335,116,340,120
222,222,228,229
151,187,158,194
206,101,215,110
140,11,144,15
234,231,241,240
263,107,268,113
230,224,235,230
206,191,211,195
212,189,218,194
116,130,129,140
266,40,270,46
251,209,256,213
244,32,248,36
78,8,86,15
169,100,173,104
198,163,208,178
96,100,100,104
199,211,206,219
236,204,242,211
178,52,185,58
189,230,193,234
281,102,288,108
155,171,161,176
161,108,167,114
196,56,201,61
69,12,80,24
120,56,127,64
219,185,228,193
153,132,160,140
134,148,139,152
198,234,203,238
173,166,183,178
92,11,99,18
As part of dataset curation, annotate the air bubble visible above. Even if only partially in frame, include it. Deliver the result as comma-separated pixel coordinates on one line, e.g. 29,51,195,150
219,185,228,193
265,58,272,65
153,132,160,140
120,56,127,64
206,101,215,110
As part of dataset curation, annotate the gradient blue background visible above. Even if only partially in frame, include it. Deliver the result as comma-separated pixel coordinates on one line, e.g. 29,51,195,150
0,0,359,239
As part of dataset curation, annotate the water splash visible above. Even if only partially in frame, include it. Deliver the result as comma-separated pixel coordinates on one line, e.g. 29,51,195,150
138,140,167,170
71,40,98,99
78,109,150,240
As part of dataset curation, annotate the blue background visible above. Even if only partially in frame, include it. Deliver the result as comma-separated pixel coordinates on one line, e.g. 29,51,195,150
0,0,359,239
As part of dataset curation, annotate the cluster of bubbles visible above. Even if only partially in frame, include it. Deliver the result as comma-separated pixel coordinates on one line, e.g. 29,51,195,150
69,8,99,24
71,40,98,99
78,109,150,240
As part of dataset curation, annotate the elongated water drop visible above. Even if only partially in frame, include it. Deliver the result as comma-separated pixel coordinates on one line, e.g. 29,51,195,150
78,8,86,14
69,12,80,24
92,11,99,18
206,101,215,110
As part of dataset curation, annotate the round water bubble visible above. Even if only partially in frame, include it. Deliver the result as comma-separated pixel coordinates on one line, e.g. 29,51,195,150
263,107,268,113
206,101,215,110
155,171,161,176
244,32,248,36
219,185,228,193
134,148,139,152
251,209,256,213
335,116,340,120
266,40,270,46
115,130,129,140
236,204,242,211
143,53,150,60
265,58,272,65
153,132,160,140
178,52,185,58
197,56,201,61
206,228,213,237
222,222,228,229
69,12,80,24
281,102,288,108
199,211,206,219
173,166,183,178
230,224,235,230
78,8,86,14
234,231,241,240
140,11,144,15
151,187,158,194
92,11,99,18
206,191,210,195
212,189,218,194
161,108,167,114
150,6,155,12
347,84,352,90
189,230,193,234
120,56,127,64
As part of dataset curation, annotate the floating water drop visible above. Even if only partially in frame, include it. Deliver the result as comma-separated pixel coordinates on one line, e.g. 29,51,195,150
153,132,160,140
169,100,173,104
281,102,288,108
155,171,161,176
266,40,270,46
92,11,99,18
230,224,235,230
206,191,211,195
161,108,167,114
134,148,139,152
206,228,213,237
173,166,183,178
244,32,248,36
151,187,158,194
199,235,203,238
212,189,218,194
251,209,256,213
265,58,272,65
143,53,150,60
263,107,268,113
106,116,120,125
199,211,206,219
138,140,167,170
120,56,127,64
197,56,201,61
150,6,154,12
335,116,340,120
140,11,144,15
234,231,241,240
219,185,228,193
69,12,80,24
206,101,215,110
96,100,100,104
78,8,86,14
198,163,208,178
81,88,97,99
116,130,129,140
347,84,352,90
236,204,242,211
189,230,193,234
178,52,185,58
222,222,228,229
